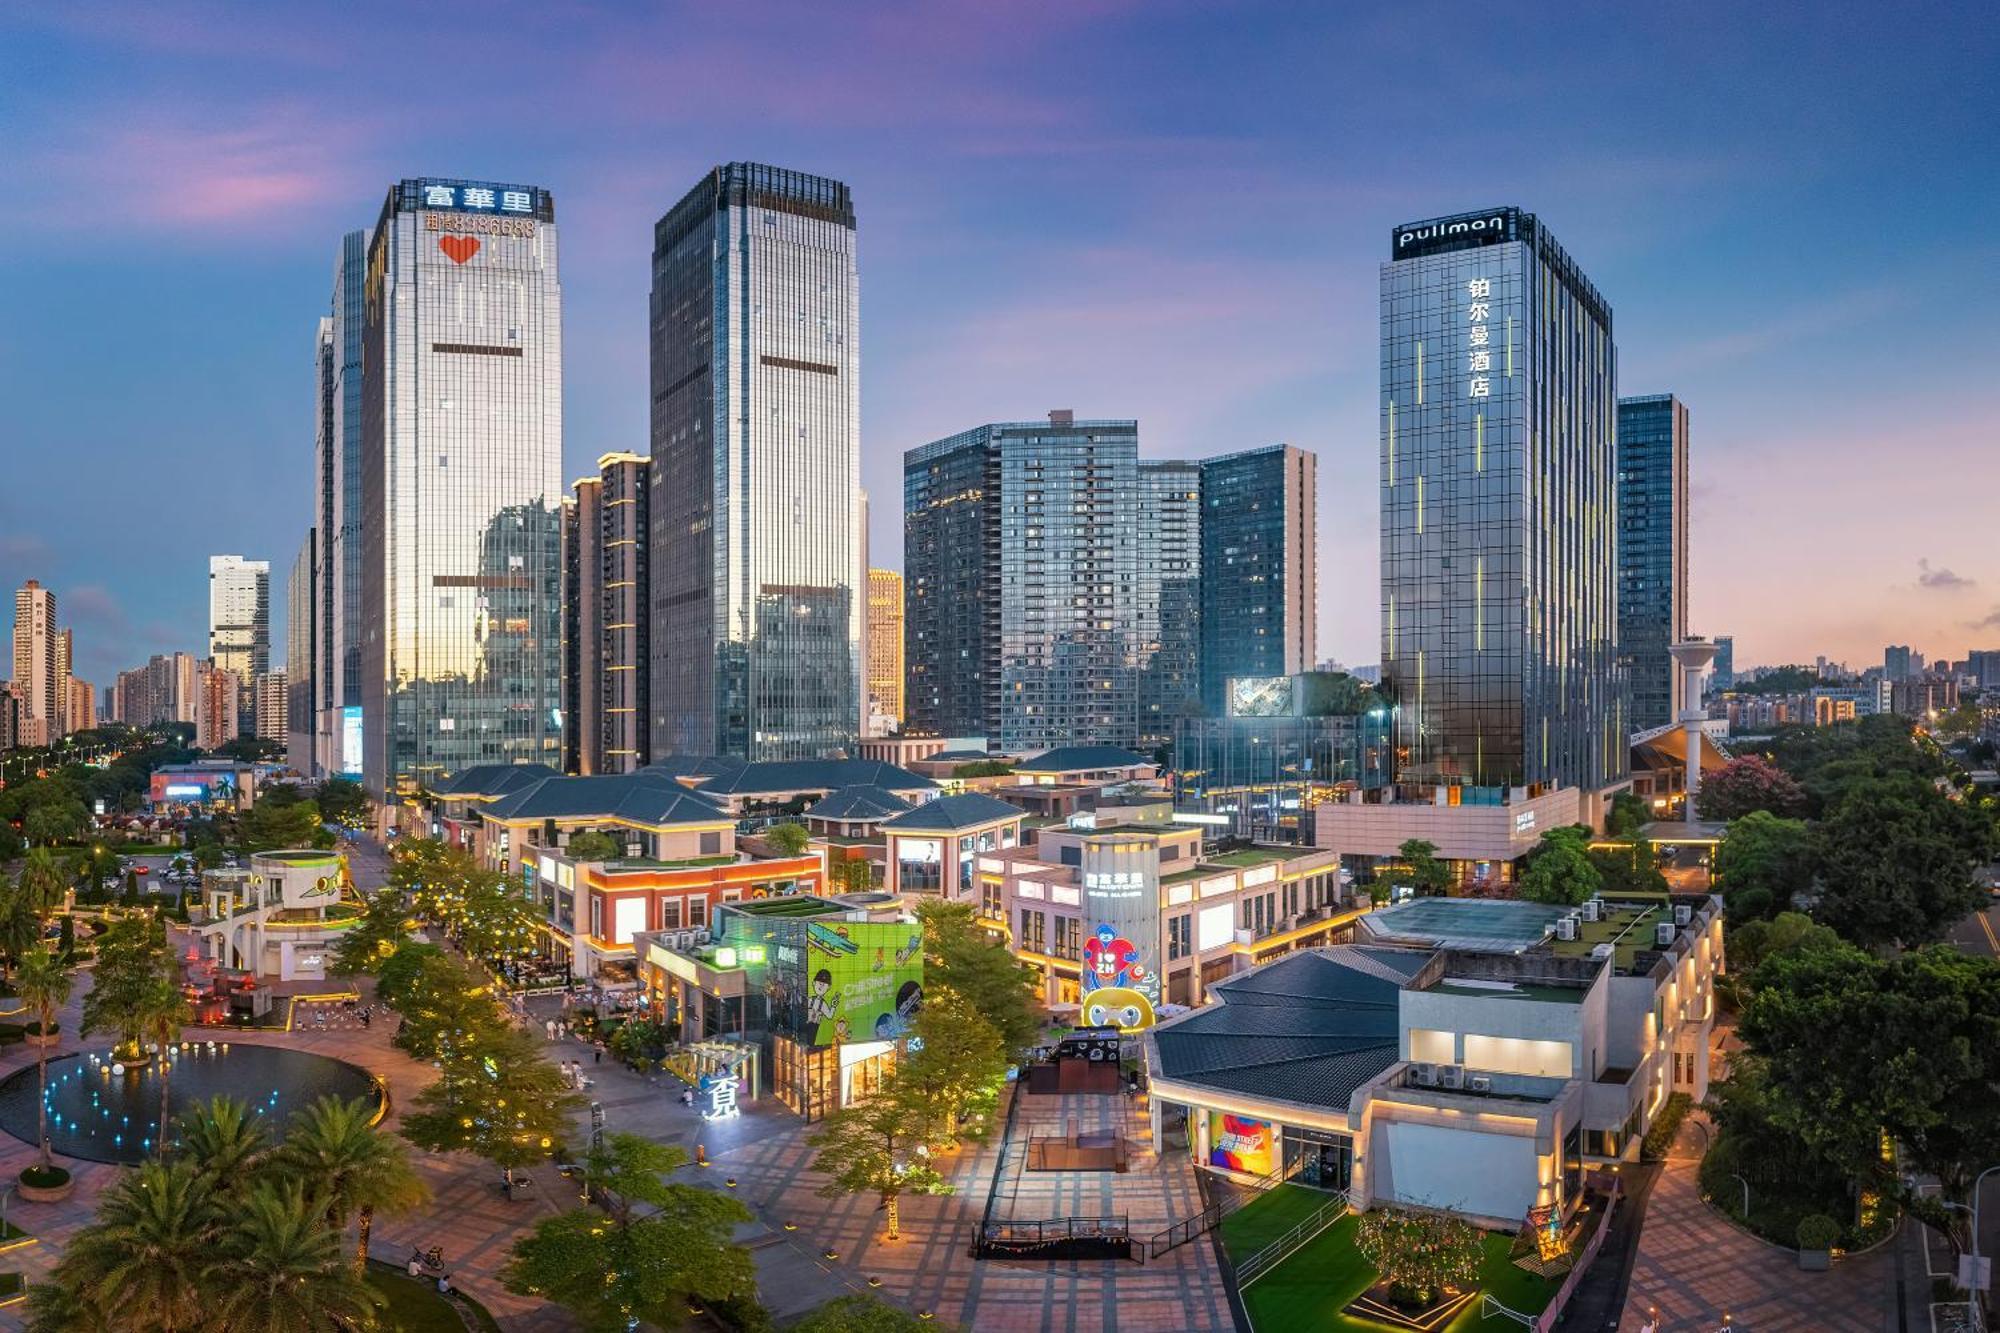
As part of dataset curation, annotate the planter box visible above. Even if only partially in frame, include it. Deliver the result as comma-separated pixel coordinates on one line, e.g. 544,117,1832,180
23,1031,60,1050
19,1172,73,1203
1798,1248,1831,1271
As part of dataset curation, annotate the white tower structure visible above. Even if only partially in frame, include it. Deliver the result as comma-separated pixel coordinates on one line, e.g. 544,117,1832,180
1668,639,1718,825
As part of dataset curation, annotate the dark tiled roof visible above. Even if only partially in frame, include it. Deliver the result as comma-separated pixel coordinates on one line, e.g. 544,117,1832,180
1015,745,1154,774
429,763,560,797
481,774,731,826
803,785,915,822
640,755,746,783
696,759,938,797
879,792,1025,832
1151,947,1429,1113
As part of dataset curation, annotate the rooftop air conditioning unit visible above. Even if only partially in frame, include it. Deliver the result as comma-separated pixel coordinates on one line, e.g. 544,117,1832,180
1438,1064,1465,1090
1590,943,1615,961
1656,921,1677,947
1674,904,1692,926
695,929,712,945
1581,898,1601,922
1556,916,1578,941
1411,1062,1438,1087
1468,1074,1493,1094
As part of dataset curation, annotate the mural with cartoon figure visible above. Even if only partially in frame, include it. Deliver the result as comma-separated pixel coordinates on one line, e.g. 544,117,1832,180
1078,836,1162,1030
803,921,924,1047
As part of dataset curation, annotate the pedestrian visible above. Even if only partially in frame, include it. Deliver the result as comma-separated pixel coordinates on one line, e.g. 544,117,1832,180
437,1274,453,1296
407,1254,423,1278
544,1018,556,1041
593,1044,602,1065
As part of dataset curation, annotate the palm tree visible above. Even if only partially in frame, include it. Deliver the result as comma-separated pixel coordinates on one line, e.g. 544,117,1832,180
15,946,73,1171
16,846,66,921
20,1279,113,1333
133,979,192,1156
176,1095,269,1195
209,1181,381,1333
0,888,39,982
276,1095,429,1278
54,1160,219,1332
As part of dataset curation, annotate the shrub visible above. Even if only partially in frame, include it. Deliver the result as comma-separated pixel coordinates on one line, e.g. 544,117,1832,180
19,1164,68,1188
22,1021,56,1038
1642,1091,1693,1161
1796,1214,1840,1251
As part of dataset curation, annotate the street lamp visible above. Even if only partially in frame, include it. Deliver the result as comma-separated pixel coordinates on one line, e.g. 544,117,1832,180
1967,1165,1999,1295
1727,1173,1750,1219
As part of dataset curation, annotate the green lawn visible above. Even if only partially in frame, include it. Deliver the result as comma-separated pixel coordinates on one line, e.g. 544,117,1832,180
1222,1195,1559,1333
1220,1183,1331,1253
368,1266,503,1333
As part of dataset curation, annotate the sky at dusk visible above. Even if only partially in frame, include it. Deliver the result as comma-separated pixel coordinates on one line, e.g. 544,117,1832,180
3,1,1997,689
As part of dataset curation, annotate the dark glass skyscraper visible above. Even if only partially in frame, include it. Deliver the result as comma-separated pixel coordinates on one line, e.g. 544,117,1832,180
1616,394,1689,731
1198,444,1318,714
360,178,565,797
562,452,650,774
1380,207,1625,792
1137,459,1201,747
314,229,367,777
903,413,1139,751
648,164,861,761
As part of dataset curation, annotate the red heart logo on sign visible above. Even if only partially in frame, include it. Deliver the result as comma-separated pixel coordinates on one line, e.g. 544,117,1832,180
439,235,480,264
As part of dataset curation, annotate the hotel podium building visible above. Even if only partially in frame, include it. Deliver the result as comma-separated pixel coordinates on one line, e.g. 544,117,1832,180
1379,207,1626,797
359,178,565,798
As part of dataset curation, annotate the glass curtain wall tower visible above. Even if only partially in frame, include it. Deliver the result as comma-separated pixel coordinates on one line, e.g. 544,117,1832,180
1137,460,1201,748
649,163,862,761
1380,207,1625,793
904,412,1140,752
360,178,564,797
316,230,368,777
1198,444,1318,714
1616,394,1690,731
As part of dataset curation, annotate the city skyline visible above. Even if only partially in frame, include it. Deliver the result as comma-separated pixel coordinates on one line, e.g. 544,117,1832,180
3,3,1998,684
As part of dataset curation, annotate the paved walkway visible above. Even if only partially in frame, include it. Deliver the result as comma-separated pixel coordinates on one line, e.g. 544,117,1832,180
1619,1117,1901,1332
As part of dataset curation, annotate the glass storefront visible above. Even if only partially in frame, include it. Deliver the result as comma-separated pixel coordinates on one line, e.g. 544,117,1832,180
1283,1125,1354,1192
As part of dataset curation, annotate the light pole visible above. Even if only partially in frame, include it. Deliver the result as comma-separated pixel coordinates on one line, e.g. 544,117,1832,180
1727,1173,1750,1220
1970,1165,2000,1295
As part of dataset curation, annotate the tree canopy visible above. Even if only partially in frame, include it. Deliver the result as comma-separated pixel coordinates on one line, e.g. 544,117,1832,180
1516,826,1601,907
912,899,1042,1056
1712,810,1813,922
1699,755,1808,822
1809,771,1991,949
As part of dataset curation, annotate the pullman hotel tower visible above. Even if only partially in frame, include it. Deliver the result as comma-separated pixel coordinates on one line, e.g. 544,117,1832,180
359,178,565,797
1379,207,1626,795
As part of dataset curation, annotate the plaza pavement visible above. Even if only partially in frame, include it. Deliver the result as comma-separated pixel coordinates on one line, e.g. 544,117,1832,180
0,916,1233,1333
1618,1113,1904,1333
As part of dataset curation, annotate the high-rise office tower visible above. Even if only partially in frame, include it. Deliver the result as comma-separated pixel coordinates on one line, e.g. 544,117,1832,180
209,555,271,687
1884,644,1913,682
562,452,650,775
1710,635,1734,690
1198,444,1318,715
360,178,564,797
1616,394,1690,731
11,581,60,748
286,530,316,771
1137,460,1201,746
1380,207,1624,792
904,412,1140,752
649,164,862,761
865,568,905,736
316,231,368,778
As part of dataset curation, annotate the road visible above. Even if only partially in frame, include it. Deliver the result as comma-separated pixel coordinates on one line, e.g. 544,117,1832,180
1949,889,2000,959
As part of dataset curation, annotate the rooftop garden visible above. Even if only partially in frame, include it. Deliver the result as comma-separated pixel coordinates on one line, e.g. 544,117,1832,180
1203,846,1298,869
603,854,740,871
